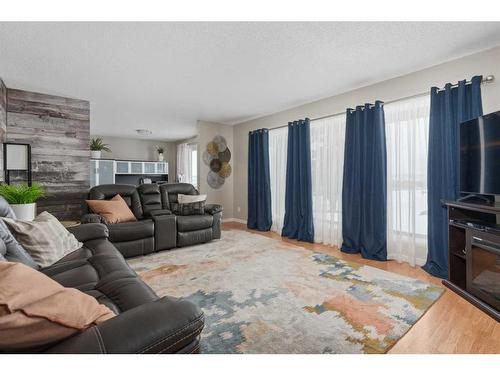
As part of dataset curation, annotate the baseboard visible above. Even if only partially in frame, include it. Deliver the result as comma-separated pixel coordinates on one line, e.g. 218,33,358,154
222,217,247,224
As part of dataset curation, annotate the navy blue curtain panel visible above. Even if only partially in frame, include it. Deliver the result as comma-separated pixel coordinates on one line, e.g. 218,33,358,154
247,129,272,231
281,119,314,242
341,101,387,261
423,76,483,278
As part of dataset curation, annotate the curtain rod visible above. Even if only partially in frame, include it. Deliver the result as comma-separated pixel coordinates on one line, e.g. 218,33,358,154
270,75,495,130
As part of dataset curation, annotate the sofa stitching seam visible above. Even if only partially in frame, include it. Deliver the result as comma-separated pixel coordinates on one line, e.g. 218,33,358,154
156,328,203,354
187,343,200,354
138,314,204,353
93,327,107,354
139,316,203,353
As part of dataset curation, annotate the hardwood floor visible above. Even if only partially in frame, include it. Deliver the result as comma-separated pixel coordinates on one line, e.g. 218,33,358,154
222,222,500,354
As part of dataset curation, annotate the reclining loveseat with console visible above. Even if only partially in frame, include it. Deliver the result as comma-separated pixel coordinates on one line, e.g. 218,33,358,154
82,183,222,258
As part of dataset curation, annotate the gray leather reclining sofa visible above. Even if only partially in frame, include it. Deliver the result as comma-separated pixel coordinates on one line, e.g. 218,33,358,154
0,197,204,354
83,183,222,258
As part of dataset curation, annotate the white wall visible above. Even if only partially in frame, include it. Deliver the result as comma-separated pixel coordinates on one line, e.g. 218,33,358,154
94,135,177,179
197,120,234,218
232,46,500,221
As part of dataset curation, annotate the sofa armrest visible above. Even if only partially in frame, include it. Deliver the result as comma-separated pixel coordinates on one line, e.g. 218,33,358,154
205,204,222,215
144,209,173,219
153,213,176,251
67,223,109,242
44,297,204,354
81,213,105,224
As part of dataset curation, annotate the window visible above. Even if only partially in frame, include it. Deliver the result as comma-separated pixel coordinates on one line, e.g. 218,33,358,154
177,142,198,188
310,114,346,246
385,94,430,266
190,147,198,187
269,127,288,234
267,94,430,268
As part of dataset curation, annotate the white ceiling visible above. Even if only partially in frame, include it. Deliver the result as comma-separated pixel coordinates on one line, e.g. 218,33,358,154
1,22,500,141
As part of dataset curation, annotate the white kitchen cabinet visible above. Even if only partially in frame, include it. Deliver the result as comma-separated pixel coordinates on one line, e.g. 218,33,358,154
90,159,168,187
156,162,168,174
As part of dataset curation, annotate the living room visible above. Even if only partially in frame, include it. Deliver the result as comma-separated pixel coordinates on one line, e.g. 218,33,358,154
1,1,500,374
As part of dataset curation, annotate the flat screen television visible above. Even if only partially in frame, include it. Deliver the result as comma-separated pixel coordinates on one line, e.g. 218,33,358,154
460,110,500,195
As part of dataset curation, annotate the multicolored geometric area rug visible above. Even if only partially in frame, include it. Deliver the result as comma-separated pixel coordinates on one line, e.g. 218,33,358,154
128,229,443,354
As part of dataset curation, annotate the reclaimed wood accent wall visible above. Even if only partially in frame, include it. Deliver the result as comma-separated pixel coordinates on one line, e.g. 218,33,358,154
0,79,6,181
6,88,90,220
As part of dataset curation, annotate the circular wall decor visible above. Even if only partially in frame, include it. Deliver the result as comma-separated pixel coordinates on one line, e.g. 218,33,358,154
210,158,222,172
202,150,214,166
205,135,231,189
207,170,225,189
207,141,219,156
218,162,232,178
213,135,227,152
218,148,231,163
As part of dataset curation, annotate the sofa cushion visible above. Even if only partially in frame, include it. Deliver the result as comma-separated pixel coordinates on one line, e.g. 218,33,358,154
0,219,38,269
177,194,207,204
107,219,154,243
177,215,213,232
86,195,137,224
2,212,83,268
177,228,213,247
174,194,207,216
0,262,115,351
160,183,199,211
88,185,143,219
137,184,163,217
41,239,158,313
175,201,206,216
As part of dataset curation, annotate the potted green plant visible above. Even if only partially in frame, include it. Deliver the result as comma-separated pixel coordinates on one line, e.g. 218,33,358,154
0,183,47,221
90,137,111,159
156,145,165,161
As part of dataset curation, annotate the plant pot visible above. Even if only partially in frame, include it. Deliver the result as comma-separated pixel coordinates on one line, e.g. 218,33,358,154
91,150,102,159
11,203,37,221
158,153,164,161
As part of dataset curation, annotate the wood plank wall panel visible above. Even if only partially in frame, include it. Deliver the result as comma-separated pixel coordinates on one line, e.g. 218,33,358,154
0,79,7,181
6,88,90,220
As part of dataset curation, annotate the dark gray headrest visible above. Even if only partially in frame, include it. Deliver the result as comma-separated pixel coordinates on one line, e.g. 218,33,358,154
161,183,198,196
137,183,160,195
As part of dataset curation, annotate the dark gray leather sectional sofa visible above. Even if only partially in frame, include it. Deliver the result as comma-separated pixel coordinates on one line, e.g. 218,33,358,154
82,183,222,258
0,197,204,354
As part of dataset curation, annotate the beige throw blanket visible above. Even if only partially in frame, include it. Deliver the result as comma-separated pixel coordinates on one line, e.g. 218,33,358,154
0,262,115,350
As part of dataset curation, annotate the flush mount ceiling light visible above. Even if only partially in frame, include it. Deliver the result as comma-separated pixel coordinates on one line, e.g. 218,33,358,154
135,129,152,136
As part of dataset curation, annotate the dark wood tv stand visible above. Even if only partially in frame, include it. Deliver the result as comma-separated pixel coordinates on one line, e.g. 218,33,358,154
443,200,500,322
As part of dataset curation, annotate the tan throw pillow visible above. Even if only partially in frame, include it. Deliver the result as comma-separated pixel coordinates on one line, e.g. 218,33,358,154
0,262,115,351
2,211,83,268
86,194,137,224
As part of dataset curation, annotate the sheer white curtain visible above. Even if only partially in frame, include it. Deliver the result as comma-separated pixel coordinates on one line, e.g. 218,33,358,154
269,127,288,234
177,142,198,187
310,114,346,246
385,95,430,266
